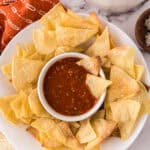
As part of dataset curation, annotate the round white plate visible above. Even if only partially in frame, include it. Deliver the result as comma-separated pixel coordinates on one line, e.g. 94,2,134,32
0,14,150,150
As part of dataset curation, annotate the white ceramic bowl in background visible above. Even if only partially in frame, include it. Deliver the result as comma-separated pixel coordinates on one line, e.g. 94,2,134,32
38,52,106,122
0,13,149,150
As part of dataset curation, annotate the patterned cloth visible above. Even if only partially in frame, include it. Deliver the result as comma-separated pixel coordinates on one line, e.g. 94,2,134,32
0,0,59,52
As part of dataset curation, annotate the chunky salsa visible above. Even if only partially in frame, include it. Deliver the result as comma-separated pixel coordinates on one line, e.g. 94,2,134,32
43,57,97,116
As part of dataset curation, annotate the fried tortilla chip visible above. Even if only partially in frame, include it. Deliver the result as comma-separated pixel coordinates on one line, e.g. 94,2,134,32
76,119,96,144
102,57,111,68
110,99,141,139
12,57,43,90
109,46,135,77
130,82,150,115
85,27,110,58
135,64,144,81
1,64,12,80
69,122,80,135
27,127,41,142
86,74,112,98
57,122,83,150
33,29,57,55
40,3,65,30
85,119,116,150
67,10,103,31
27,127,62,148
59,11,98,30
11,91,33,124
0,95,19,124
16,43,36,58
92,110,105,120
110,36,116,49
107,66,140,102
31,118,83,150
28,89,50,118
85,12,103,32
44,147,68,150
55,46,84,56
41,133,63,149
104,100,113,120
92,145,101,150
76,56,101,75
16,43,45,61
28,52,45,61
56,25,98,47
31,118,56,133
16,44,24,57
23,43,37,58
67,9,82,20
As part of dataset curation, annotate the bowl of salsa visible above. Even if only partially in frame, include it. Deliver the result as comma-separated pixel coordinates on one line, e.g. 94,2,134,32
38,52,106,122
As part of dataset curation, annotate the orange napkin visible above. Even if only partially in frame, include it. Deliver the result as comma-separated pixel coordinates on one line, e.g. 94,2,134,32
0,0,59,52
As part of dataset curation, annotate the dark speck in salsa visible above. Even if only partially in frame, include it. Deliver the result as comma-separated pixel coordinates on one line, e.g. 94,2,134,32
43,57,97,116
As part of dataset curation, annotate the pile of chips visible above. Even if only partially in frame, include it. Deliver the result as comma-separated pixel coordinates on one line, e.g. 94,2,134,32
0,3,150,150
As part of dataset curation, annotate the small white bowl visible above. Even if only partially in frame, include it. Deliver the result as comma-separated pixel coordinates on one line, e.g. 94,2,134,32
38,52,106,122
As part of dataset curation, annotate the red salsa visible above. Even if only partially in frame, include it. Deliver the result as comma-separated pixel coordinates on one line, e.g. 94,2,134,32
43,57,97,116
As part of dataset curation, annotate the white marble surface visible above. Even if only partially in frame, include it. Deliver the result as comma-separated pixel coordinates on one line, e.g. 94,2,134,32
61,0,150,150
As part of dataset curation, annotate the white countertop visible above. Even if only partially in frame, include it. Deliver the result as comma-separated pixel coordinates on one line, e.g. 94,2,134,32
61,0,150,149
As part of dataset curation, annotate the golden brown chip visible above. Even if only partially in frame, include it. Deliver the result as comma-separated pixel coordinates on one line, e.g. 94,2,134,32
57,122,83,150
102,57,111,68
28,89,51,118
110,99,141,139
67,9,82,20
130,81,150,115
28,52,45,61
59,11,98,30
27,127,62,148
56,25,98,47
106,66,140,102
92,110,105,120
104,100,113,120
85,27,110,58
85,12,104,32
110,99,141,123
16,43,45,61
43,52,55,63
66,10,103,32
86,74,112,98
27,127,41,142
109,46,135,77
16,43,35,58
12,57,43,90
31,118,56,132
31,118,83,150
134,64,144,81
110,36,116,49
44,147,68,150
85,119,116,150
55,46,84,56
69,122,80,135
41,133,63,148
16,44,24,57
76,56,101,75
76,119,96,144
23,43,37,58
33,29,57,55
0,95,19,124
11,91,33,124
92,145,101,150
40,3,65,30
